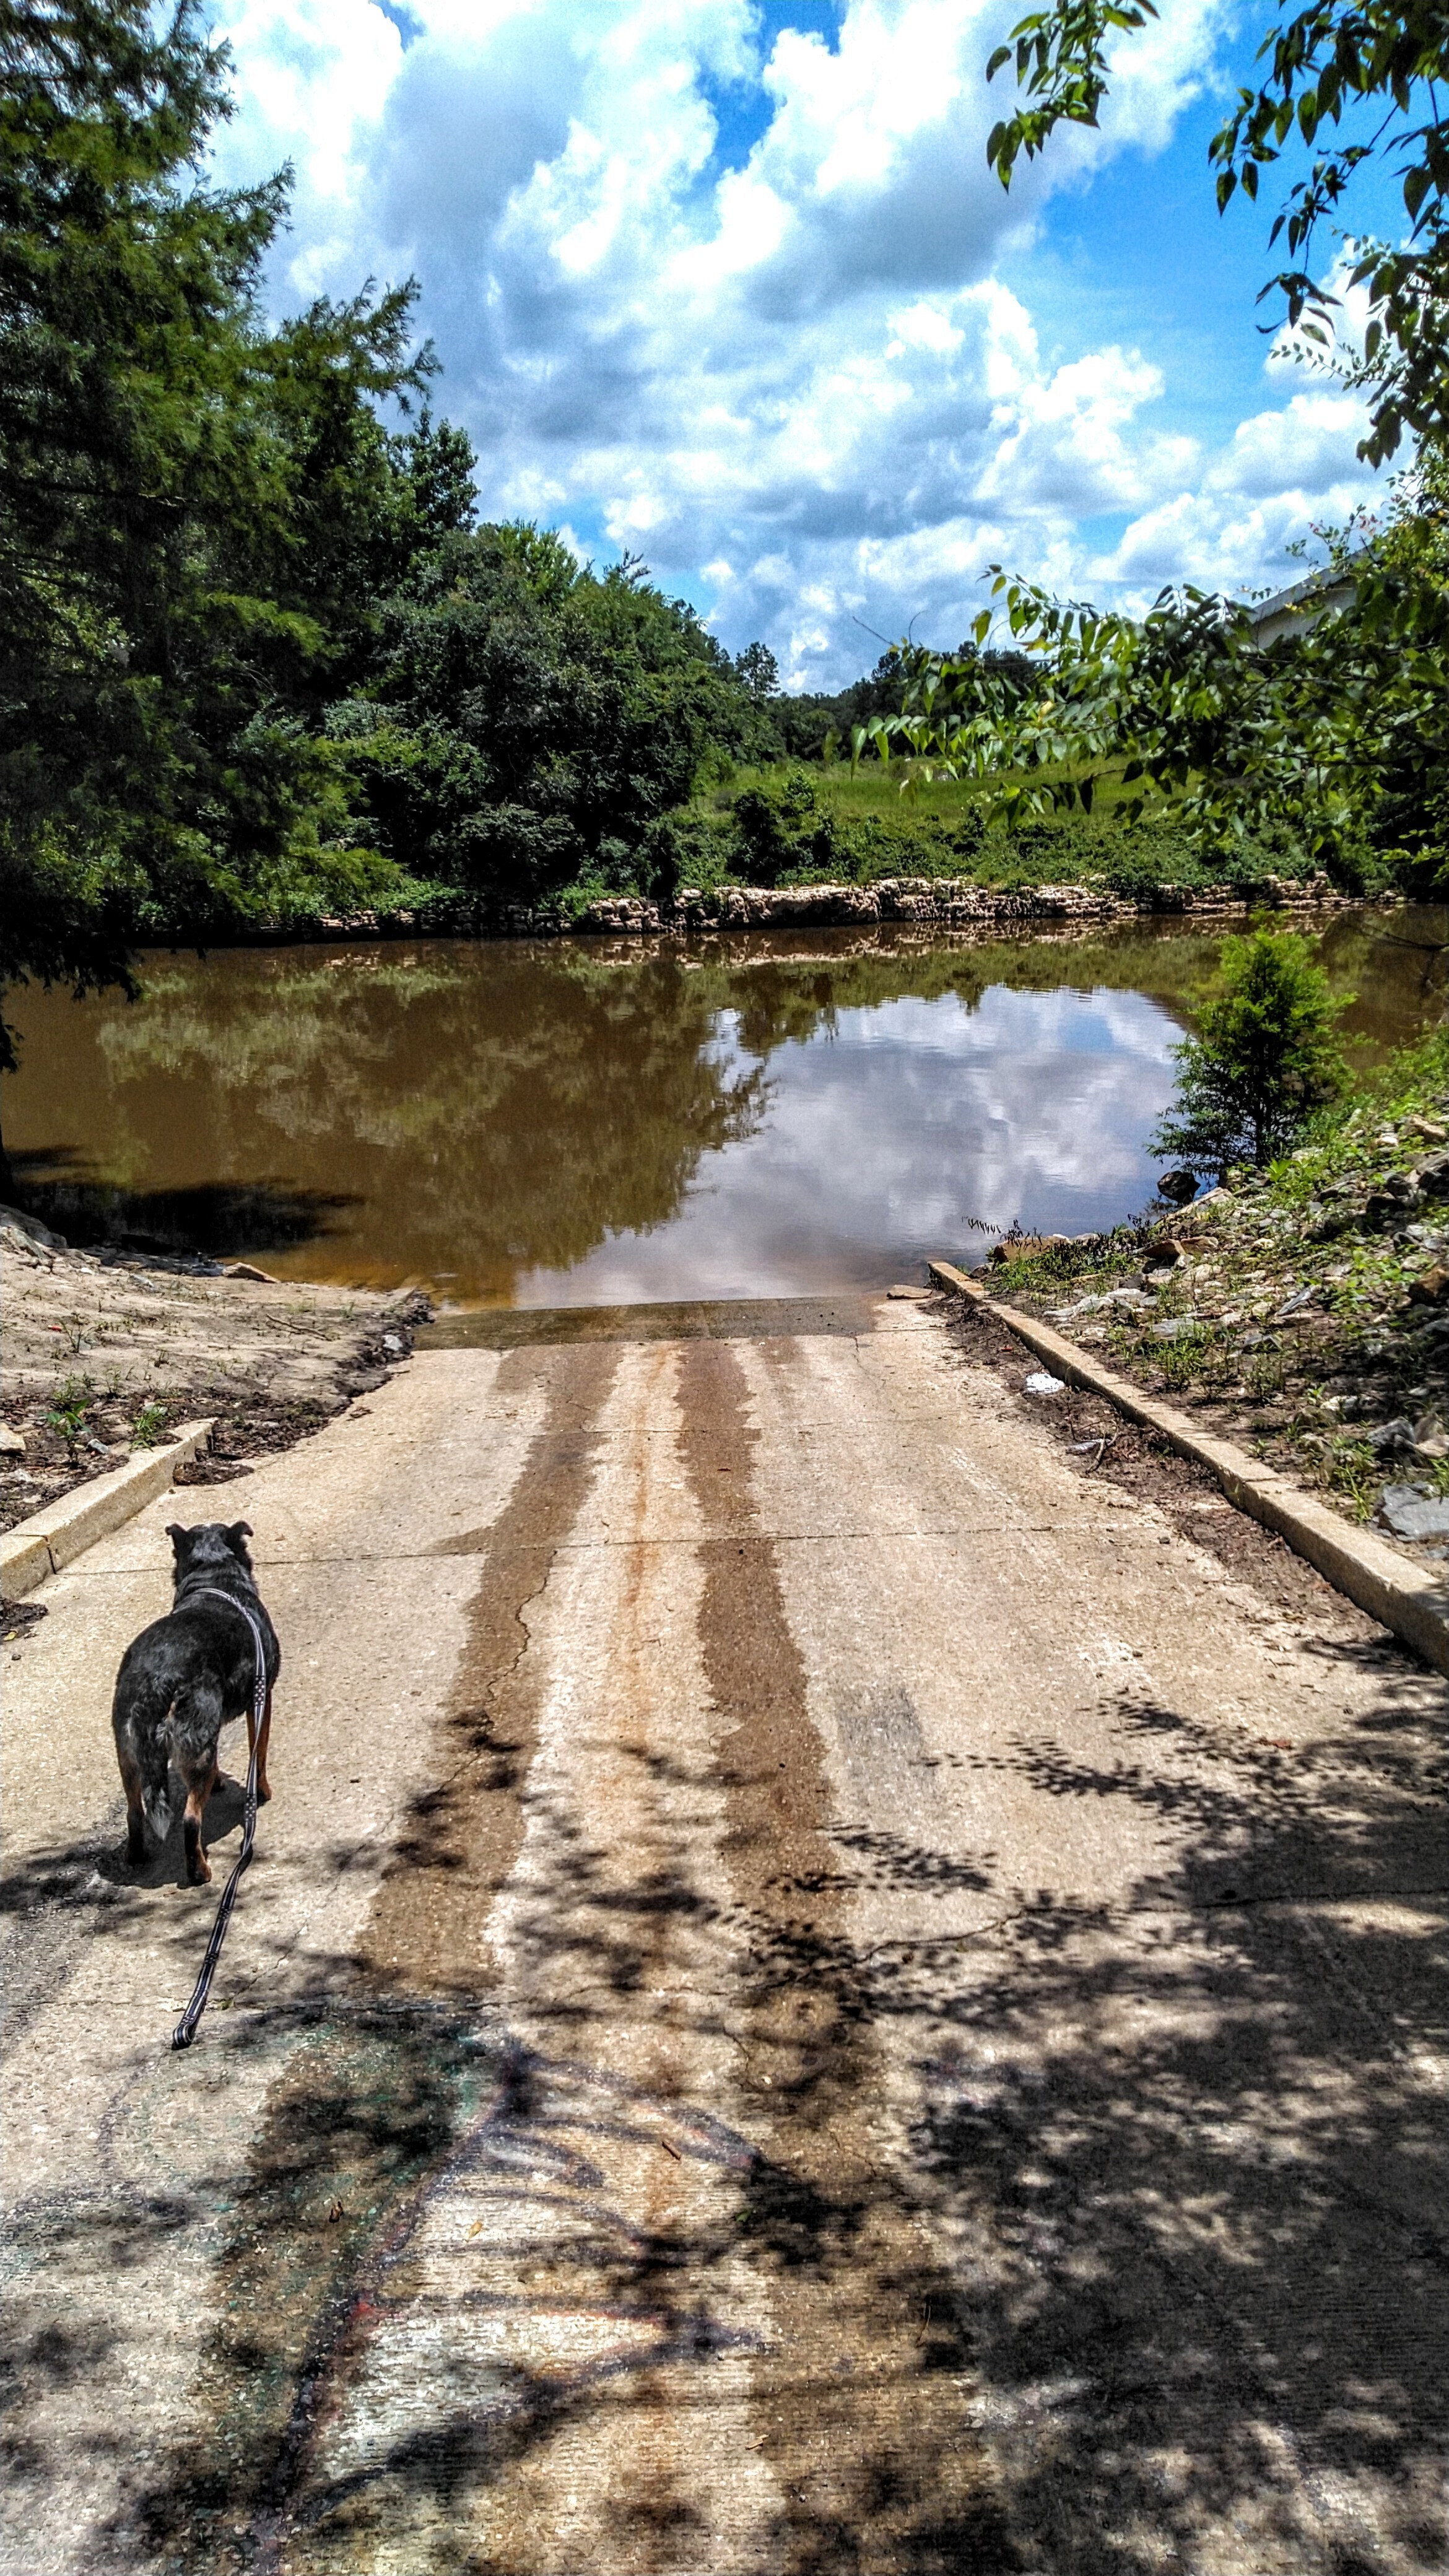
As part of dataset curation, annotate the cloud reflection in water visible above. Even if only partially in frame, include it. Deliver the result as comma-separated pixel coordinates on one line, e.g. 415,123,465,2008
517,980,1179,1304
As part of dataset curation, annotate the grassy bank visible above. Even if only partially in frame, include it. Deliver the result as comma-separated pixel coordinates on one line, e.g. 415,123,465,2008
639,760,1406,907
964,1022,1449,1554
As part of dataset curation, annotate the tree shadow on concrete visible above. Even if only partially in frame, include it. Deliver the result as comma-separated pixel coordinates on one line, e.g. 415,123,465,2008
22,1648,1444,2576
897,1657,1449,2576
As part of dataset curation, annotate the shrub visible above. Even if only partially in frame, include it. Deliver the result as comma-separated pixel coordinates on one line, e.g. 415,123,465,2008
1152,926,1351,1175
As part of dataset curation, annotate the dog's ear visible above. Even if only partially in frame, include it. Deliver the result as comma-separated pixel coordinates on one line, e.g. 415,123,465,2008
165,1523,193,1560
224,1521,254,1556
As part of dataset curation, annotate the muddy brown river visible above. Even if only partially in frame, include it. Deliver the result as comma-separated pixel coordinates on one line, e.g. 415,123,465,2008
7,906,1445,1302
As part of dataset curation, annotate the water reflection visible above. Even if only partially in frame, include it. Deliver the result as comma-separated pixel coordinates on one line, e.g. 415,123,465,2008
8,909,1443,1303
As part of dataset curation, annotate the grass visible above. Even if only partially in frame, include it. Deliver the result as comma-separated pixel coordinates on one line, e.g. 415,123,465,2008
670,757,1361,903
699,757,1163,830
45,1373,97,1448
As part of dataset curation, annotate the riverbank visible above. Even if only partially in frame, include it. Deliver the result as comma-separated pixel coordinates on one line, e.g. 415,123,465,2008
0,1209,428,1542
957,1025,1449,1569
304,866,1369,944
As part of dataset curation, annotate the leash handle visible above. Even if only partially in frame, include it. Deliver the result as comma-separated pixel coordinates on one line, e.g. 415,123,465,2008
172,1590,269,2053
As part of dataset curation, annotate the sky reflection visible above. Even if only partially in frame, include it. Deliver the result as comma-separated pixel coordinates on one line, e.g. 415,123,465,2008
517,980,1178,1303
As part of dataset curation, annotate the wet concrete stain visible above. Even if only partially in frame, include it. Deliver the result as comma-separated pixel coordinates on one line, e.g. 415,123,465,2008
674,1337,1015,2574
363,1341,620,1996
438,1337,770,2576
107,2004,499,2575
419,1297,875,1353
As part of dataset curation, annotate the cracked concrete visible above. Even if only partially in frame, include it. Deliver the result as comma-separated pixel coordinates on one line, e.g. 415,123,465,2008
2,1297,1444,2575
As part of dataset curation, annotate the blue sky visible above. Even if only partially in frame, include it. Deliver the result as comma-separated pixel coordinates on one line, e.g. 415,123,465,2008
204,0,1403,685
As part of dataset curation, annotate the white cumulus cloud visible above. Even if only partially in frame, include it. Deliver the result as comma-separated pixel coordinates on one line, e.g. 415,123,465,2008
203,0,1391,681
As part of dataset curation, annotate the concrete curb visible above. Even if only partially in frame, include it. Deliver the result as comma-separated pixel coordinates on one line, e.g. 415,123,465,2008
0,1420,215,1601
929,1259,1449,1677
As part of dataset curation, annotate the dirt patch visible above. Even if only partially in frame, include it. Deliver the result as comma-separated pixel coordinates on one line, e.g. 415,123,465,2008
949,1292,1390,1643
1,1216,430,1541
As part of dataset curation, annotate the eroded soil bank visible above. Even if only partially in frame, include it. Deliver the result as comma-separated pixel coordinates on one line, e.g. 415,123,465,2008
0,1209,427,1539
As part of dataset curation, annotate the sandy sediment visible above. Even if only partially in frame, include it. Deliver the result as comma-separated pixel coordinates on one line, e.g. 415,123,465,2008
0,1207,427,1539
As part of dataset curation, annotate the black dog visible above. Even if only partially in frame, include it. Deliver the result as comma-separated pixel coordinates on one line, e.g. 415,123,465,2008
111,1521,281,1885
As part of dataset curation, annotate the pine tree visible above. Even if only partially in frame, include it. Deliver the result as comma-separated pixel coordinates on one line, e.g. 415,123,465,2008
0,1,433,1120
1153,928,1351,1177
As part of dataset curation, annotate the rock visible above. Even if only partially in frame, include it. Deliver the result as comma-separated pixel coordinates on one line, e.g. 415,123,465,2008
1157,1169,1198,1206
1152,1317,1203,1341
886,1285,932,1300
0,1425,25,1456
1406,1115,1448,1144
1408,1264,1449,1304
1375,1482,1449,1541
1047,1286,1154,1319
1365,1180,1419,1226
988,1233,1069,1264
1366,1417,1416,1453
0,1225,45,1267
224,1261,280,1284
1196,1187,1234,1211
0,1204,67,1250
578,896,662,934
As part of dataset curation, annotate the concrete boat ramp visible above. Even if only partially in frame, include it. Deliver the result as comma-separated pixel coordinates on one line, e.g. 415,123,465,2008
3,1294,1445,2575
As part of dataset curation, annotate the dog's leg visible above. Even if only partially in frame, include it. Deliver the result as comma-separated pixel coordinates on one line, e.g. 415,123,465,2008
118,1744,148,1866
181,1750,219,1886
248,1686,274,1806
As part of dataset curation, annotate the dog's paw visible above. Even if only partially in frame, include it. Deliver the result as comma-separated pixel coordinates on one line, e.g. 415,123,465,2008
188,1857,213,1887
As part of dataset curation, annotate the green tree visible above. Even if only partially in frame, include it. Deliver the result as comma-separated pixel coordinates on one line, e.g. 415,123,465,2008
1152,926,1350,1173
985,0,1449,466
0,0,438,1129
856,445,1449,881
733,640,780,703
333,529,764,908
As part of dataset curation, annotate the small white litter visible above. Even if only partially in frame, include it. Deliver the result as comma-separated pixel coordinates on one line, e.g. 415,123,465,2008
1024,1371,1065,1396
